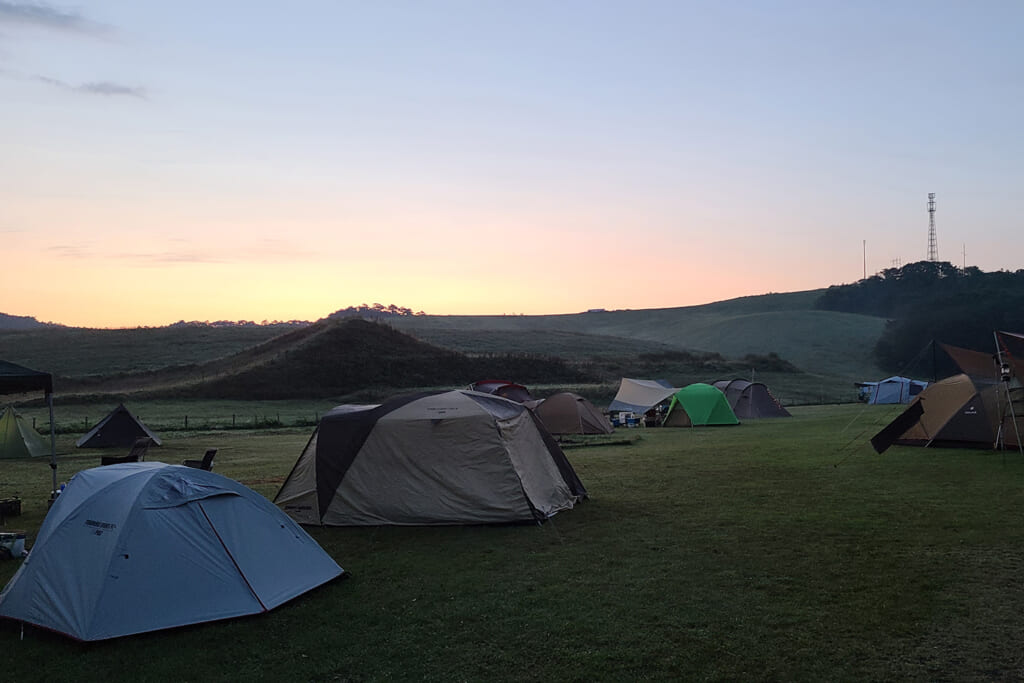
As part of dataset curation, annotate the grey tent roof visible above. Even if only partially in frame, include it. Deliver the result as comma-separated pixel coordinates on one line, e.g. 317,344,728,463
275,390,587,526
711,379,791,418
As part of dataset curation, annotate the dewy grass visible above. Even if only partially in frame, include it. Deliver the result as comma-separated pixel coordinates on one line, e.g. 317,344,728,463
3,404,1024,680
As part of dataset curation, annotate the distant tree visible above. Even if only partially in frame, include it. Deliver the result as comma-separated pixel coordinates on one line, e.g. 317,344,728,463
822,262,1024,372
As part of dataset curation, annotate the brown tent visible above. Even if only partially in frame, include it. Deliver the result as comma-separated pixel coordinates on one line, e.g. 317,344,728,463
528,393,614,435
871,373,1023,452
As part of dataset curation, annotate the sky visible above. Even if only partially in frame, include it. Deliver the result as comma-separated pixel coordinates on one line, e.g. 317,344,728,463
1,1,1022,328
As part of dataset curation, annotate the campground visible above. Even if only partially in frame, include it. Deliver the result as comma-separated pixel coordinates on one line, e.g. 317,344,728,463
4,403,1024,680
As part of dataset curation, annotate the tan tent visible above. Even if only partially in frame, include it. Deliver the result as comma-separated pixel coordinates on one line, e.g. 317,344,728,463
528,393,614,435
274,390,587,526
871,373,1022,452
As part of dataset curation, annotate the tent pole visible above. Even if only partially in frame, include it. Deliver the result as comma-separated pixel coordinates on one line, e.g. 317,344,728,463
993,332,1024,458
48,392,57,494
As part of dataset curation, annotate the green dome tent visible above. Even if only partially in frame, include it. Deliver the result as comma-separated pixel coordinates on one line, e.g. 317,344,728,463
662,384,739,427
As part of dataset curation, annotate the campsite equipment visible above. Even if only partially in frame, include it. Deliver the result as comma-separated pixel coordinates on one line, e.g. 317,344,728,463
0,497,21,520
711,379,791,418
0,405,49,458
77,403,162,449
183,449,217,470
0,532,26,559
0,463,343,640
275,390,586,526
527,392,614,435
662,384,739,427
0,360,56,492
99,436,154,466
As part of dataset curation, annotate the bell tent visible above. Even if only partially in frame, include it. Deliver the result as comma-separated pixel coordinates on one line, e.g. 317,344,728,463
0,360,57,489
274,390,587,526
76,403,162,448
0,405,49,459
711,379,791,418
528,392,614,435
0,463,343,641
662,383,739,427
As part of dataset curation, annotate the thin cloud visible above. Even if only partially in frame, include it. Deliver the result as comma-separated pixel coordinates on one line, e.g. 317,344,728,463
48,240,316,265
36,74,147,99
0,1,108,34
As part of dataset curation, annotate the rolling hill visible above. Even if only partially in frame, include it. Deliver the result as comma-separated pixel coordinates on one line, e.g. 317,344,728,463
388,290,887,380
0,290,890,404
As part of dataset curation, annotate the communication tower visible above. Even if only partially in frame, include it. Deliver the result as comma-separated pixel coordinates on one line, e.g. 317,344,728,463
927,192,938,262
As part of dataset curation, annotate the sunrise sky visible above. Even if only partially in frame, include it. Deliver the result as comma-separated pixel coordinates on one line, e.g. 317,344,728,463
1,1,1021,328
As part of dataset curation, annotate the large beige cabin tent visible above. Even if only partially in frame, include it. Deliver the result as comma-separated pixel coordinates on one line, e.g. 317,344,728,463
274,390,587,526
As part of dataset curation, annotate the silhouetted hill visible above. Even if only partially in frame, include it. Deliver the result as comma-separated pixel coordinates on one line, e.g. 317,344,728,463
0,312,53,330
148,319,593,399
1,290,890,403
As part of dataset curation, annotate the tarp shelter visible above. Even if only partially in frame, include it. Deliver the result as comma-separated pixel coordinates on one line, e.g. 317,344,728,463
76,403,162,448
711,379,791,418
527,392,614,435
0,463,343,641
662,383,739,427
858,376,929,404
274,390,587,526
468,380,533,403
608,378,677,414
0,405,49,458
0,360,57,490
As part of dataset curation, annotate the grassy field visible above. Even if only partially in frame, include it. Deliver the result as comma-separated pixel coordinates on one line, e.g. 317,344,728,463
4,403,1024,681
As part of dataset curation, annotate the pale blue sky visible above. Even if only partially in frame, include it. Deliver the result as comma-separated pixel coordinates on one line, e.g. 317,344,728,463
1,1,1021,326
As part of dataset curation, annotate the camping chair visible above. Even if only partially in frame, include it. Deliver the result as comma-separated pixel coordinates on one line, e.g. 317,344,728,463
183,449,217,471
100,437,153,466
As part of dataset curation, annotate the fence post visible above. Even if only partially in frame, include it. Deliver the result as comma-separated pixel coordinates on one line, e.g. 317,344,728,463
184,415,188,429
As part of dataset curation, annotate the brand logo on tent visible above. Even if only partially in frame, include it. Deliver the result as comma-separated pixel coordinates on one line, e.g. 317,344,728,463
85,519,117,535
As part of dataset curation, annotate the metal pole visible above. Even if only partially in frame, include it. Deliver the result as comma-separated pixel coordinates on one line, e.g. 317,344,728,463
48,392,57,494
993,332,1024,457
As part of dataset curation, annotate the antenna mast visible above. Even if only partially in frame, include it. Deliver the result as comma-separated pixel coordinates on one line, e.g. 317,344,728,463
927,192,938,262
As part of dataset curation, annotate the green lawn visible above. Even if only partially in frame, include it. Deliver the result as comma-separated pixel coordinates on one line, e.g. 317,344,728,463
3,403,1023,681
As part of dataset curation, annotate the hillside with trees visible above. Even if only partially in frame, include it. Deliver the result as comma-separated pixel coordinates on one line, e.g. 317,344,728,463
816,261,1024,372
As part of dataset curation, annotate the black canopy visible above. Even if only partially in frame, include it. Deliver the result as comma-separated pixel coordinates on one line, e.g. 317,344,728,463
0,359,53,396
